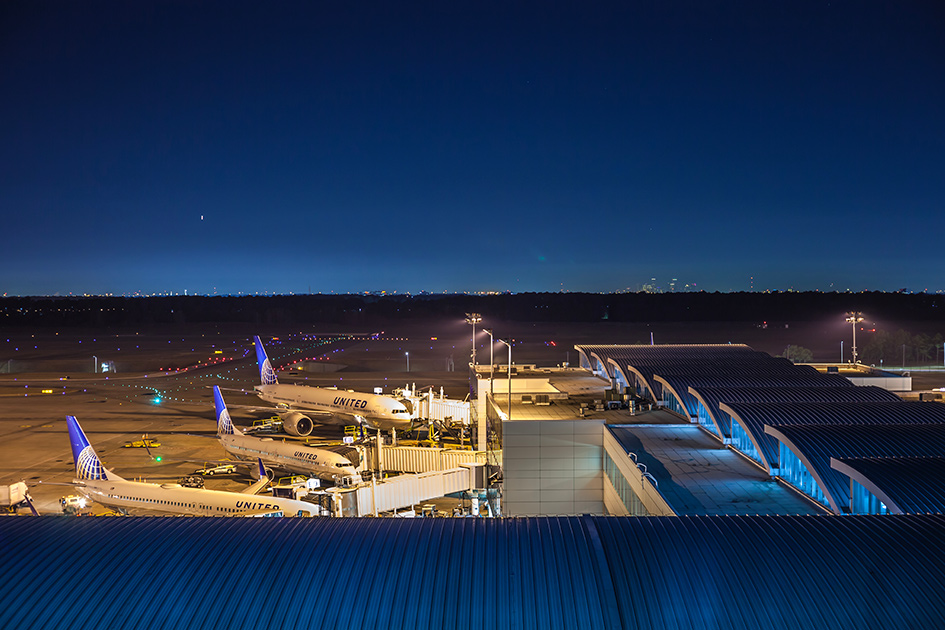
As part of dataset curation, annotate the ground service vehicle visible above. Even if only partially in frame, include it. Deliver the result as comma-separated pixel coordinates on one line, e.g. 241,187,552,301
123,435,161,448
194,463,237,476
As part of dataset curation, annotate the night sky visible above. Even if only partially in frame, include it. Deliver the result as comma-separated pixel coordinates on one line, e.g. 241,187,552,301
2,1,943,296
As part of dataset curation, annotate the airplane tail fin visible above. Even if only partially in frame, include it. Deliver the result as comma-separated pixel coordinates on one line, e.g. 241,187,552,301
213,386,242,436
242,458,271,494
254,335,279,386
66,416,109,481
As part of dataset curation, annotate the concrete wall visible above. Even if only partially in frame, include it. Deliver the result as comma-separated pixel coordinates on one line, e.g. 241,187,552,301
501,419,604,516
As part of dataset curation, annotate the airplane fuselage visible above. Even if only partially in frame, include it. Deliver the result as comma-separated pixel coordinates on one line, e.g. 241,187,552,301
254,383,413,431
219,432,360,484
77,474,320,517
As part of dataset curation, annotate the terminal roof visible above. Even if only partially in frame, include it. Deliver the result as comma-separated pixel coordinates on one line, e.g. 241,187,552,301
765,423,945,514
4,515,945,629
607,423,825,515
830,456,945,514
726,401,945,473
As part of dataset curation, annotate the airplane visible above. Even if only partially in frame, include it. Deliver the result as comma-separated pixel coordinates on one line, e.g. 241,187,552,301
250,335,414,434
213,386,362,487
65,415,323,517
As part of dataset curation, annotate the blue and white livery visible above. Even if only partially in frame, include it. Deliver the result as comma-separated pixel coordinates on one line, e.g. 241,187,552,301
65,415,321,517
252,335,414,433
213,386,361,486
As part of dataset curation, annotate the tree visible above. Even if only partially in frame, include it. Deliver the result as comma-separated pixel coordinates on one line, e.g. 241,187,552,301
782,345,813,363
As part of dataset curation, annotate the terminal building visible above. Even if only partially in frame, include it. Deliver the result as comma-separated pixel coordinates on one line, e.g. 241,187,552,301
4,342,945,628
472,344,945,519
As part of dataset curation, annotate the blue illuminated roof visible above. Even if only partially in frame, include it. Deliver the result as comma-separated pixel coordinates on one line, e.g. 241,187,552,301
607,424,825,515
3,515,945,629
692,386,901,437
765,423,945,514
723,402,945,472
830,457,945,515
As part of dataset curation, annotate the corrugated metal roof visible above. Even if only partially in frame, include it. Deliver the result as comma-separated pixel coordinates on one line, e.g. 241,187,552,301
626,358,816,400
692,386,902,437
723,401,945,472
830,457,945,514
595,515,945,629
2,515,944,629
765,424,945,514
574,344,757,378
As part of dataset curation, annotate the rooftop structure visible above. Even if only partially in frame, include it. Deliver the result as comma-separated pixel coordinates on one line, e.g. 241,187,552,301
3,515,944,629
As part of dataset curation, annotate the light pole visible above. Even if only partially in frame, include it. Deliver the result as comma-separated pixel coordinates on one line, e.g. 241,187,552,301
465,313,481,368
483,329,496,395
495,337,512,424
92,355,97,373
845,312,864,364
405,352,409,372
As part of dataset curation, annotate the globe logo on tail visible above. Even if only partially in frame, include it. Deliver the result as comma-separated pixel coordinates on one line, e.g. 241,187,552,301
76,445,106,480
261,357,278,386
218,405,235,435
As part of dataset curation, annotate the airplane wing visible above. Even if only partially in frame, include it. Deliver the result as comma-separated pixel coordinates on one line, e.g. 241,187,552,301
241,459,272,495
224,402,336,420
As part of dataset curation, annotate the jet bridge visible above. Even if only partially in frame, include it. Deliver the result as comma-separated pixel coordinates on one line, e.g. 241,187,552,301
395,385,471,425
327,464,484,517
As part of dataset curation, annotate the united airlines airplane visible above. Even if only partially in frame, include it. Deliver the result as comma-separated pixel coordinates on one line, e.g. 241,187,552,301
66,415,321,517
213,386,361,487
251,335,414,434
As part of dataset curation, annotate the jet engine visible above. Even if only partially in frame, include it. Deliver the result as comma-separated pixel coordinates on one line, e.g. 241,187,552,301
281,412,314,437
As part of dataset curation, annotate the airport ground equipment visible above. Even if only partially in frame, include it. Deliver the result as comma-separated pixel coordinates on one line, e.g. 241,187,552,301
123,435,161,448
60,495,90,515
193,463,237,476
1,482,30,512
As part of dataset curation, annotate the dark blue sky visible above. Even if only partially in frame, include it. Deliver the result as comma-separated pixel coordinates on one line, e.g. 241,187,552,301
2,1,943,296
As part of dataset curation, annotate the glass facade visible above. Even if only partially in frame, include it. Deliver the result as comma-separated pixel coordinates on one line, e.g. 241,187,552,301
614,368,627,391
731,420,763,467
664,390,687,417
603,450,649,516
695,401,719,436
849,479,889,515
779,442,829,508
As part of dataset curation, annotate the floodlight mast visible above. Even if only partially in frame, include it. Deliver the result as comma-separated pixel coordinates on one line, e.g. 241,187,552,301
465,313,482,366
845,312,864,364
483,329,495,395
495,337,512,425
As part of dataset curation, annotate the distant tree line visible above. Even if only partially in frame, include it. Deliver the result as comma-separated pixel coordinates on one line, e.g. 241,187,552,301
1,291,943,328
781,345,814,363
859,330,945,367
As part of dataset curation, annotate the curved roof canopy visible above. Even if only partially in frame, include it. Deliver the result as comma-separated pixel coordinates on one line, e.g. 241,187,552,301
830,457,945,515
692,386,901,437
626,357,814,401
574,344,755,380
3,515,945,629
722,402,945,472
765,423,945,514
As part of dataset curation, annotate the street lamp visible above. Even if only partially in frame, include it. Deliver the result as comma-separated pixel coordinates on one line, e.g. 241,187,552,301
405,352,409,372
494,337,512,424
465,313,482,368
483,329,496,395
845,312,864,364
